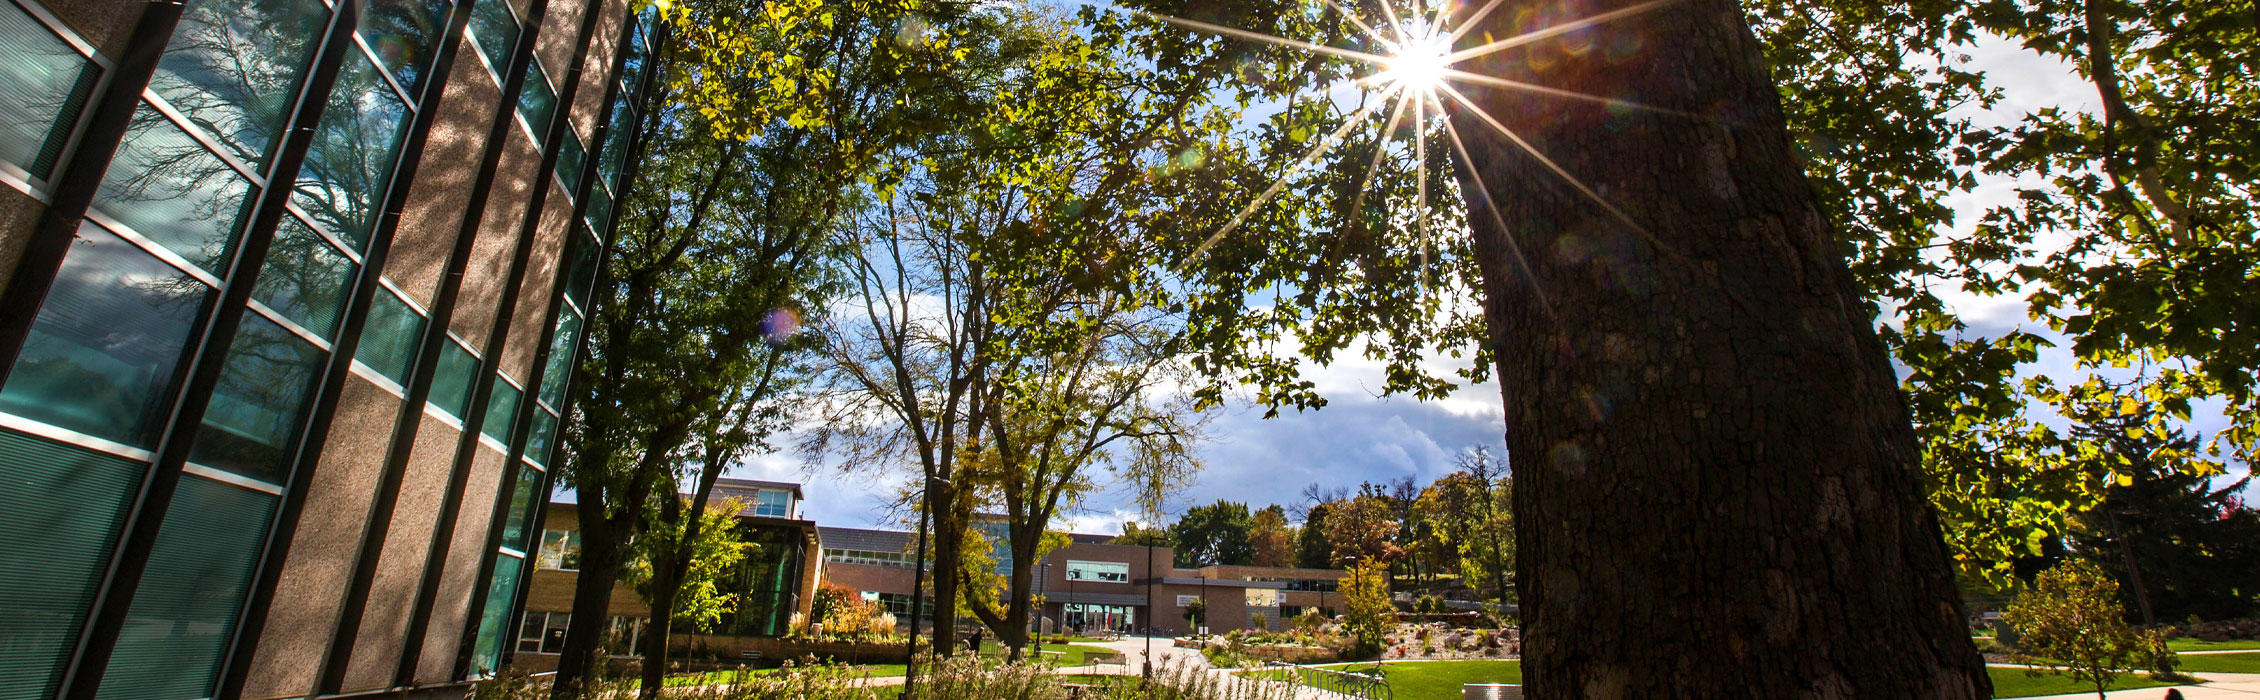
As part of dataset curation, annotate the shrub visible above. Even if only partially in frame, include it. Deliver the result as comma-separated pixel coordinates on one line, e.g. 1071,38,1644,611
2006,562,2160,700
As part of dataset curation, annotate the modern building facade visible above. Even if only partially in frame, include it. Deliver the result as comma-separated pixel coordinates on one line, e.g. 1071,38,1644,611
510,486,820,672
0,0,656,697
815,525,1348,637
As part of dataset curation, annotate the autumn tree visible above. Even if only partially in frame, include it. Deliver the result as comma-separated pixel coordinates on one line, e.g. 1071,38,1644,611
2006,562,2167,700
623,498,750,633
1249,504,1296,568
1427,449,1512,605
1323,495,1403,568
1339,560,1393,656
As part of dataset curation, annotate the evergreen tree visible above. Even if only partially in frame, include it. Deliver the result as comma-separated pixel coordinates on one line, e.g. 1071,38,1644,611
1295,502,1336,570
2069,413,2260,624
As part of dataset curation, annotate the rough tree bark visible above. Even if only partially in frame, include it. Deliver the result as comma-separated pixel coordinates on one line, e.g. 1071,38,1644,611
1446,0,1990,695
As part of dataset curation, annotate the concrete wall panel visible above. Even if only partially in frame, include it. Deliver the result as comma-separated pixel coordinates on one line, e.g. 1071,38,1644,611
446,135,540,349
498,181,571,380
239,375,403,700
382,55,500,306
338,412,462,692
413,445,508,684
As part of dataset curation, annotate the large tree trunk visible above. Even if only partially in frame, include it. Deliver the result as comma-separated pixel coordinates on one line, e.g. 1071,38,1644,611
636,551,680,700
552,523,627,699
1447,0,1989,695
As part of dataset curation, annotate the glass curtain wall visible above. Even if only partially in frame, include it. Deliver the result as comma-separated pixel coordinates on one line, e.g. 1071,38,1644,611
465,5,655,677
0,0,449,697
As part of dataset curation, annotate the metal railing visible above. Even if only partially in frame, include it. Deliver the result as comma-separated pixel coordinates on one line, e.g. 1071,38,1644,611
1265,661,1392,700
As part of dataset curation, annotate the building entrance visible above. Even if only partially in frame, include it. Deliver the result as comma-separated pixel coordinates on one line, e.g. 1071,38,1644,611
1062,603,1136,634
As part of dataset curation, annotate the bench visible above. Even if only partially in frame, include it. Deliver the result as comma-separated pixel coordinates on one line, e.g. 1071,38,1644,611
1463,683,1523,699
1083,651,1126,668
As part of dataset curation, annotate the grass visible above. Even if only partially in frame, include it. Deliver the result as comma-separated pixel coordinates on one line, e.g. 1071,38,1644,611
2174,652,2260,674
2168,637,2260,652
1240,660,1521,699
1987,666,2186,698
1231,660,2201,699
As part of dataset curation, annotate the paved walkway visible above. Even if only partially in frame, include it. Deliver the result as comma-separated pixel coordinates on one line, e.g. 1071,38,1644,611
2005,672,2260,699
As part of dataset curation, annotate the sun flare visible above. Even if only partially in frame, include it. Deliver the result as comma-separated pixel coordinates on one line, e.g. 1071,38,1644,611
1385,28,1454,93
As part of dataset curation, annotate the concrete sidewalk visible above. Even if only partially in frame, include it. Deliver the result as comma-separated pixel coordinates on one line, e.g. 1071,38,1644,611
2010,672,2260,699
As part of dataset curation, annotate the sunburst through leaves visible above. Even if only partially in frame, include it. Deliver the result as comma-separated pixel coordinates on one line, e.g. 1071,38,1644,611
1148,0,1688,301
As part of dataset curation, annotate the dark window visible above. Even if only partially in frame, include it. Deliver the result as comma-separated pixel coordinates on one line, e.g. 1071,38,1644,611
523,407,559,467
0,1,101,180
564,227,601,306
537,309,581,407
469,554,524,676
465,0,518,75
500,464,540,550
0,432,145,700
95,105,256,274
188,313,325,484
292,51,409,250
427,339,480,419
482,377,522,441
357,0,449,95
515,60,556,143
150,0,326,169
353,287,424,386
92,477,275,700
0,223,213,448
556,132,584,194
250,214,356,337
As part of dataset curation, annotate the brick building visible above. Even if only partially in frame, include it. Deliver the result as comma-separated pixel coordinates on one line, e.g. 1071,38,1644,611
511,480,819,671
0,0,655,697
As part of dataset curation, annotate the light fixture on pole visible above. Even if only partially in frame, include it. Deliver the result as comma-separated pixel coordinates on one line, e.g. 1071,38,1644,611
899,475,947,700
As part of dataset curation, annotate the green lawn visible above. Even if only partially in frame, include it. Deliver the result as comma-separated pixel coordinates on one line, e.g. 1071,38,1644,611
2175,652,2260,674
1988,666,2184,698
1239,661,1522,699
2169,638,2260,652
1233,660,2198,699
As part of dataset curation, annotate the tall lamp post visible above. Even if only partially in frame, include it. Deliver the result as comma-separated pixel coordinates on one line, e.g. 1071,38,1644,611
901,476,946,700
1143,532,1154,679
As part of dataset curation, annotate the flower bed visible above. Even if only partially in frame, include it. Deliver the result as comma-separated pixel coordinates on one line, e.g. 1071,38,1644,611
1379,622,1521,661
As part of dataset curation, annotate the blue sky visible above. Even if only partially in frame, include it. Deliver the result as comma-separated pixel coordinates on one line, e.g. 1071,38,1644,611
612,22,2254,535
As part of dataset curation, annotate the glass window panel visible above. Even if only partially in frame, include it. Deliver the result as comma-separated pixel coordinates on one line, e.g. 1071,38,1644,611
95,105,256,274
555,132,584,193
582,183,612,232
93,478,275,700
0,432,144,700
523,408,557,467
466,0,518,76
537,310,580,407
469,554,523,677
0,2,100,180
187,314,324,484
250,215,356,338
0,224,212,448
353,286,423,385
357,0,449,96
515,60,556,144
151,0,326,168
482,378,521,441
500,464,539,549
293,51,408,250
620,22,648,86
428,340,479,418
564,228,601,306
597,93,633,188
537,529,579,570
